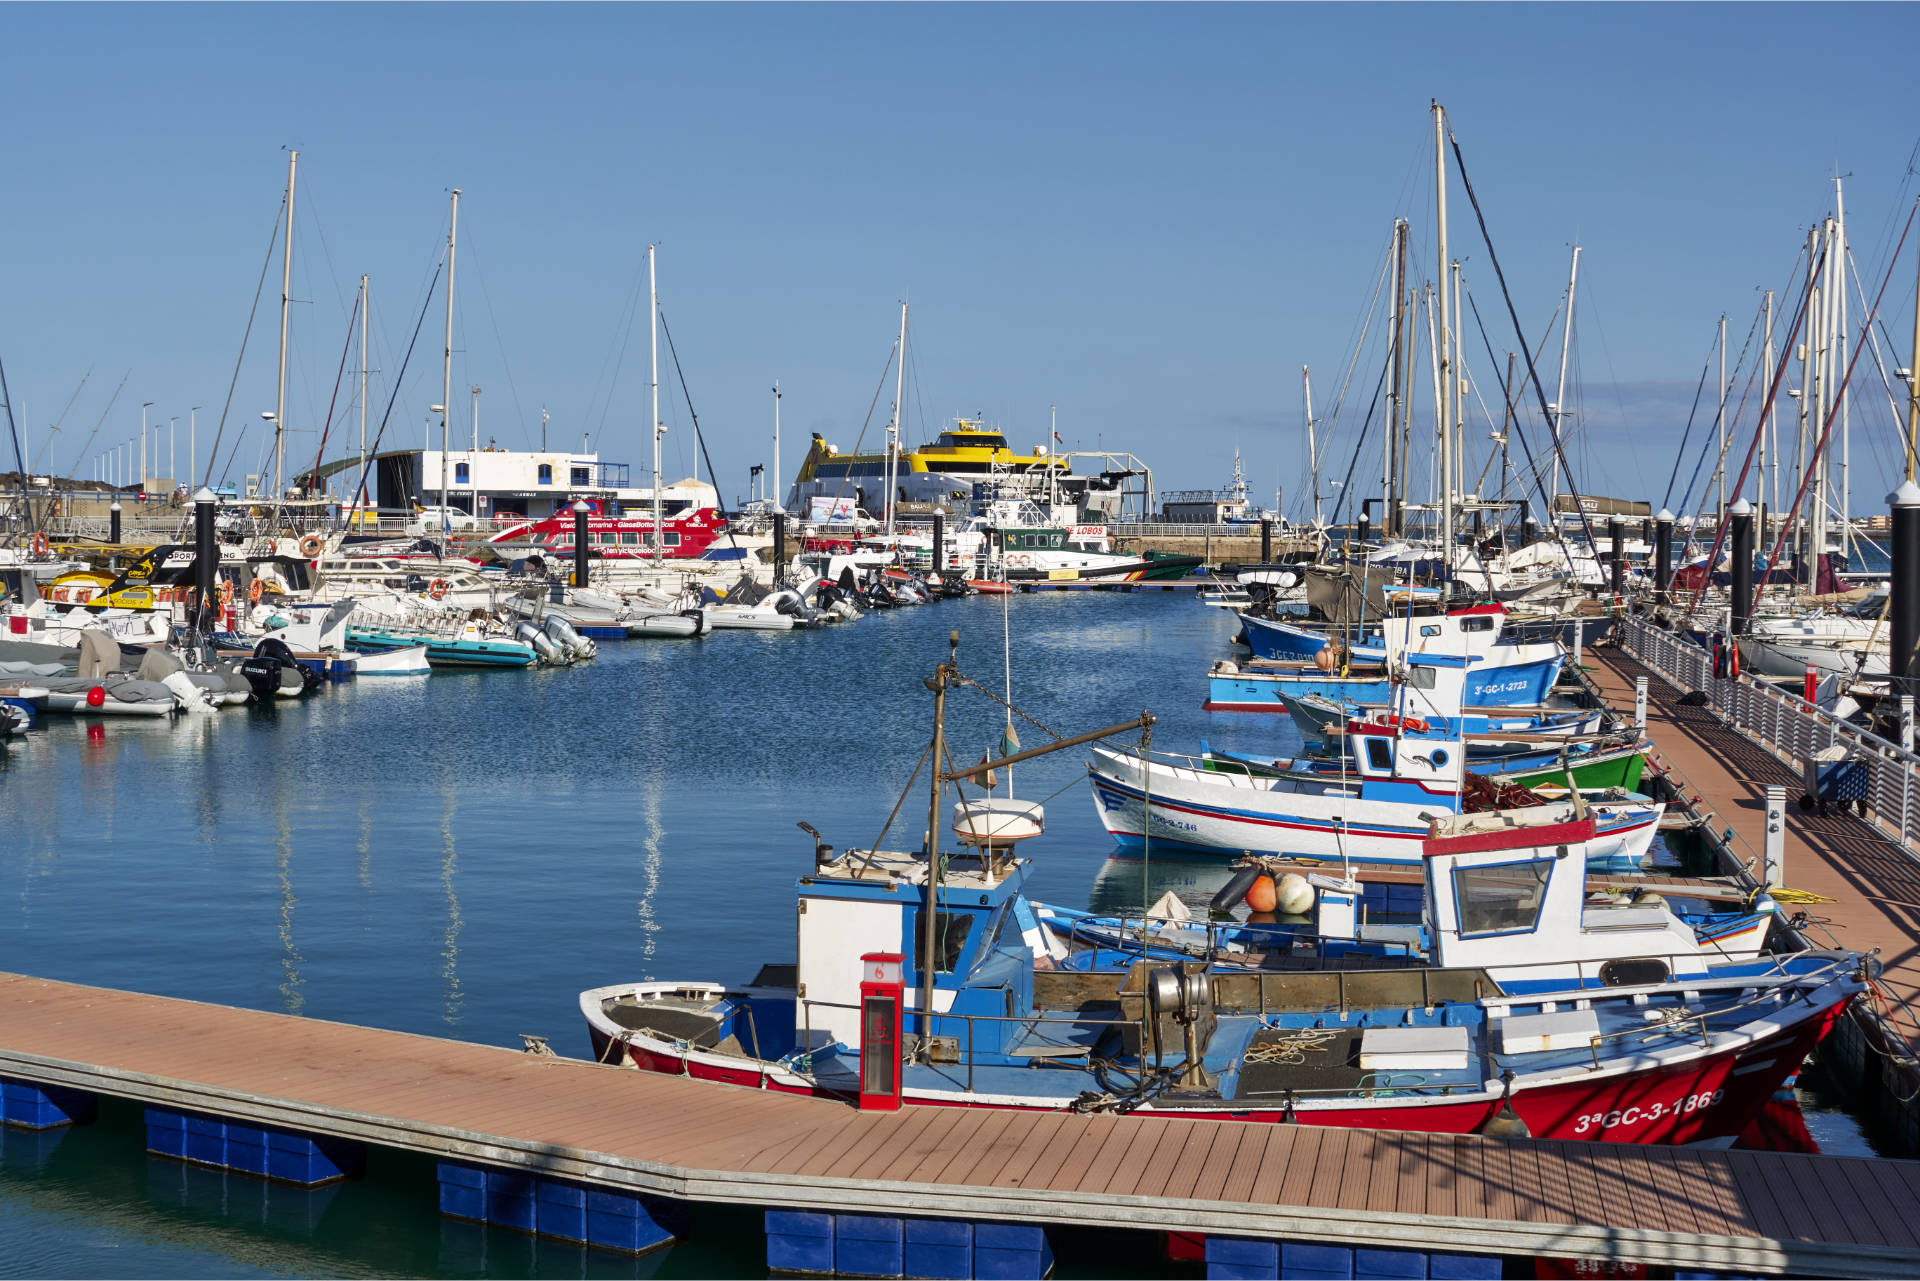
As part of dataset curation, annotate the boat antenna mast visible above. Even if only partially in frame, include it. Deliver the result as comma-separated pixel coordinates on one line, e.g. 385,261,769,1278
650,243,663,566
438,188,460,548
886,301,908,545
273,148,297,525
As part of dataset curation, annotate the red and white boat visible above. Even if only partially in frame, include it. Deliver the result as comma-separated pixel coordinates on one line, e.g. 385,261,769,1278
489,505,729,562
581,801,1866,1144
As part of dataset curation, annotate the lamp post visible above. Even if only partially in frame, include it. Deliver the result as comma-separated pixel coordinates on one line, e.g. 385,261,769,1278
140,402,153,488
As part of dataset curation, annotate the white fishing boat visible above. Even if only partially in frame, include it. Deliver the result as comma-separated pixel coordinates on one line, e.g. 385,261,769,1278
353,645,430,676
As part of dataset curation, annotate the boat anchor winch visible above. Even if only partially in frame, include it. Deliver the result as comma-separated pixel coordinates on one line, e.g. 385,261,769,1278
1146,965,1215,1090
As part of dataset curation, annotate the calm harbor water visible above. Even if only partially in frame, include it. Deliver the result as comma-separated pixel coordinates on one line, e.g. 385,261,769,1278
0,592,1886,1277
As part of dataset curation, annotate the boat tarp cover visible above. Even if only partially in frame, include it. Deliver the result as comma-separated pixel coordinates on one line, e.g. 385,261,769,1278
1551,494,1651,518
1304,564,1400,625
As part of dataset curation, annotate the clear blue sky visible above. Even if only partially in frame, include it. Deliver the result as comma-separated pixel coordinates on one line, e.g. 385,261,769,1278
4,3,1918,520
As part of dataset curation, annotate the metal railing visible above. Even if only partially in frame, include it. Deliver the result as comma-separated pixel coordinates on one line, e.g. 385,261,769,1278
1621,615,1920,855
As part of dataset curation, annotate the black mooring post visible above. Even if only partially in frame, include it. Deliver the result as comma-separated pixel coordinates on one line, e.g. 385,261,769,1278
1608,517,1625,600
109,500,122,545
193,488,217,631
1260,518,1272,563
1730,499,1754,637
1892,481,1920,699
932,512,945,576
774,511,788,583
571,501,590,588
1654,508,1674,608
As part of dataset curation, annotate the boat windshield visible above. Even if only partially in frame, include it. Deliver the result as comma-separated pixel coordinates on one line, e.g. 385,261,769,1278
937,432,1008,450
1452,859,1552,937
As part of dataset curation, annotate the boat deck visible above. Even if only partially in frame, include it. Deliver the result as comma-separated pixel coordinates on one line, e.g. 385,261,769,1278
1588,648,1920,1044
0,969,1917,1275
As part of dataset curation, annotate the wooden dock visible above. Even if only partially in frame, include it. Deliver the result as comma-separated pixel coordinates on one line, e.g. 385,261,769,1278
0,970,1918,1275
1587,649,1920,1046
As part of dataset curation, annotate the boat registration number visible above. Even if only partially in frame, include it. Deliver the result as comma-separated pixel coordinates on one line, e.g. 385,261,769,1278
1571,1088,1723,1135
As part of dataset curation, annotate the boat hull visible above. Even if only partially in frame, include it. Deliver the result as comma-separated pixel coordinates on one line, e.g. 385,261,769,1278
1205,654,1563,714
1087,749,1659,871
585,990,1842,1145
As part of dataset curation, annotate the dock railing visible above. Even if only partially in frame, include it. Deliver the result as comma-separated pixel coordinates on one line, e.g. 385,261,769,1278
1619,615,1920,856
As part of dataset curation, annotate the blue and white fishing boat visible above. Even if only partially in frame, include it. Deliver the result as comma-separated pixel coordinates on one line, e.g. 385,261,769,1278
1087,710,1662,872
578,797,1861,1144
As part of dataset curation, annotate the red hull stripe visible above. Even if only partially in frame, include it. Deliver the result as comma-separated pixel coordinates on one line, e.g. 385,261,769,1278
1422,817,1597,857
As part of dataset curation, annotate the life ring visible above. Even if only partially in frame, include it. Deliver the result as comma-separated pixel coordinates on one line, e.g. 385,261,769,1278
247,579,263,605
31,532,48,556
298,533,323,557
428,579,449,601
218,580,234,603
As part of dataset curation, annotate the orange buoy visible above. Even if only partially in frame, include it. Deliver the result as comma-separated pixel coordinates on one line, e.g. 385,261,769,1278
1244,873,1279,913
1312,647,1335,672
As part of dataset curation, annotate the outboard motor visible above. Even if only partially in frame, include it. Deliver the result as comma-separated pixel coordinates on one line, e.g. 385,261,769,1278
514,620,564,665
544,614,596,661
253,636,321,696
237,651,283,701
678,606,711,635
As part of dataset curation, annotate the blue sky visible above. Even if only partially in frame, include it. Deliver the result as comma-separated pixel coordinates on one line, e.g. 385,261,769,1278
3,3,1918,519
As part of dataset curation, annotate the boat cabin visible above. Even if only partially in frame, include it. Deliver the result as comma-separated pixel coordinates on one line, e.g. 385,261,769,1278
1421,810,1707,987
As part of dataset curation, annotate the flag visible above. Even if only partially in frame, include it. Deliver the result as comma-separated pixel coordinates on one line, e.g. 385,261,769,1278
999,723,1021,757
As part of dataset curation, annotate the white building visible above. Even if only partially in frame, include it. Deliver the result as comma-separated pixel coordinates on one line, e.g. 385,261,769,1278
361,448,716,523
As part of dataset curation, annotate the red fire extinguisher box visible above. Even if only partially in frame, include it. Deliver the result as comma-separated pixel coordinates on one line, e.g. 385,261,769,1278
858,952,905,1111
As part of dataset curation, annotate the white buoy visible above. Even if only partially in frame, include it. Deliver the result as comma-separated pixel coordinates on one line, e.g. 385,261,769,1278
1275,872,1315,916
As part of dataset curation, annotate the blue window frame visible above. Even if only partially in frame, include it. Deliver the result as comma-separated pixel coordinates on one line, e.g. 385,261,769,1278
537,464,553,485
454,462,470,484
1452,857,1553,938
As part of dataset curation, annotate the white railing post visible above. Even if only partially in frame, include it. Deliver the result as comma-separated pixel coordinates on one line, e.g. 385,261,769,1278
1634,677,1648,731
1902,696,1915,756
1763,785,1787,888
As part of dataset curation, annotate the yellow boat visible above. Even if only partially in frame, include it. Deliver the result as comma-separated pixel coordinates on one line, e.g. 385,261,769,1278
791,418,1070,512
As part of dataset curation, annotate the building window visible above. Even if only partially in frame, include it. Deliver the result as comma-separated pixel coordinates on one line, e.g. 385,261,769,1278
454,462,470,484
571,466,591,485
537,464,553,485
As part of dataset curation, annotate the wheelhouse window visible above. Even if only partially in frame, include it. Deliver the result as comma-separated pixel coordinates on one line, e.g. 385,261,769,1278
1453,859,1553,937
537,464,553,485
1406,665,1437,690
1365,737,1393,771
1461,616,1494,633
913,911,974,974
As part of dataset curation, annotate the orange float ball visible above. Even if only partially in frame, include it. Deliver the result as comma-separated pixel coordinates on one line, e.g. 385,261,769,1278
1244,874,1279,913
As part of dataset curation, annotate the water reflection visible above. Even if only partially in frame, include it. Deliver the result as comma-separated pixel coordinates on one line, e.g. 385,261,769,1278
439,785,463,1027
274,801,304,1016
636,776,663,982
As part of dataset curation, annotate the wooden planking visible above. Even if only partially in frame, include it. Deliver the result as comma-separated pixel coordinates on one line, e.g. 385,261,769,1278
0,969,1918,1275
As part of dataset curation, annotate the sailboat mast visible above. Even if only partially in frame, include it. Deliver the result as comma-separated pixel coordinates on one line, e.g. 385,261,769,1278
1550,246,1580,514
274,149,297,506
887,302,908,543
1451,257,1466,504
1716,313,1727,515
1827,179,1843,541
650,243,662,557
1303,365,1320,528
1384,219,1405,536
1501,352,1515,506
440,189,460,535
1761,289,1774,516
1907,237,1920,482
358,273,370,506
772,380,782,512
1433,102,1454,589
